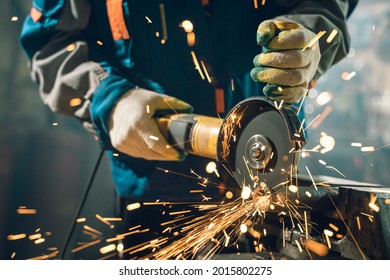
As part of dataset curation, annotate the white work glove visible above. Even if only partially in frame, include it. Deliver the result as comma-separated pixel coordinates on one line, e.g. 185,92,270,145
250,20,321,103
109,88,193,161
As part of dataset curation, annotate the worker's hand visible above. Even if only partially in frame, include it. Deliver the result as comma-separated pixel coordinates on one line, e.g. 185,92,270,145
108,88,193,161
250,20,320,103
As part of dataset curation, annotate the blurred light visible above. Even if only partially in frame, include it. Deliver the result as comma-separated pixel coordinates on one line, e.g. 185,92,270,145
341,71,356,80
305,104,314,114
320,133,335,150
241,186,251,200
66,44,76,52
240,224,248,233
181,20,193,33
361,146,375,152
347,48,356,58
187,32,195,47
308,88,318,99
288,185,298,193
316,91,333,106
206,161,217,174
225,191,233,199
351,142,362,147
69,98,82,107
11,16,18,21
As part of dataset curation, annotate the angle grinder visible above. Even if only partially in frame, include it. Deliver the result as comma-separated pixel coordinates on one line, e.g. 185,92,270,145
155,97,306,197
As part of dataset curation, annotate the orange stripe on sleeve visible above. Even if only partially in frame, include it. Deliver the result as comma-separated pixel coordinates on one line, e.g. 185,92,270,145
106,0,130,41
30,7,42,22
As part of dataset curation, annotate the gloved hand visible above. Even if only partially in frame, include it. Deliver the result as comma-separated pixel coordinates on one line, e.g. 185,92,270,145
108,88,193,161
250,20,321,103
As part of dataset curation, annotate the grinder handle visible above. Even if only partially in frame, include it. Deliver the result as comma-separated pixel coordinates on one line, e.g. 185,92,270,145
155,114,222,159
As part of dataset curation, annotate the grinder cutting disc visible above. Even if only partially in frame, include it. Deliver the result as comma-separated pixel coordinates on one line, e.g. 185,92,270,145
217,97,306,190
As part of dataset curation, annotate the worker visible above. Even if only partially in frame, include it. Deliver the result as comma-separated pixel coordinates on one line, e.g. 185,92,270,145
20,0,357,258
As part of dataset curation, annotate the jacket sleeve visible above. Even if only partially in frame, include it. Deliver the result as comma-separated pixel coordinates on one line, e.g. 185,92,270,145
20,0,145,150
276,0,358,79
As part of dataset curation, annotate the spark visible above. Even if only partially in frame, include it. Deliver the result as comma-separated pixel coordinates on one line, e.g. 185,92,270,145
262,0,266,5
200,60,212,83
190,51,205,80
305,166,318,190
187,32,196,47
325,165,346,177
345,71,356,80
325,234,331,249
385,198,390,205
240,224,248,233
11,16,18,21
329,223,339,232
71,240,101,253
113,153,119,157
97,40,103,46
7,234,26,241
316,91,332,106
76,217,86,223
254,0,258,9
351,142,362,147
368,202,380,212
102,217,122,222
145,16,152,24
324,229,334,237
231,79,235,91
69,98,82,107
52,122,59,126
96,214,113,228
16,208,37,215
28,234,42,240
278,99,284,109
146,105,150,114
127,202,141,211
27,250,59,260
304,211,308,239
297,90,308,115
83,225,103,236
100,244,116,254
288,185,298,193
298,119,306,133
181,20,193,33
361,146,375,152
241,186,252,200
34,238,45,245
66,44,76,52
302,30,326,51
356,216,362,231
360,212,374,219
225,191,233,199
149,135,159,141
295,240,303,253
319,160,326,165
190,190,203,193
11,252,16,259
303,114,321,131
169,210,192,216
312,106,333,130
326,29,338,43
159,4,168,41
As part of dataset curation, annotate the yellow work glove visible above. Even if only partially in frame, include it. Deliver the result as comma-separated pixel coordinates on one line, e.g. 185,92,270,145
250,20,321,103
109,88,193,161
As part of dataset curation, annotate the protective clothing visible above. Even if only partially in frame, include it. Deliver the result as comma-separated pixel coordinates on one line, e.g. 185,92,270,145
251,20,321,103
109,88,193,161
20,0,358,199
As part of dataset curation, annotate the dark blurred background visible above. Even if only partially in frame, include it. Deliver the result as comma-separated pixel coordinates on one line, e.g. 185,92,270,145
1,0,389,259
